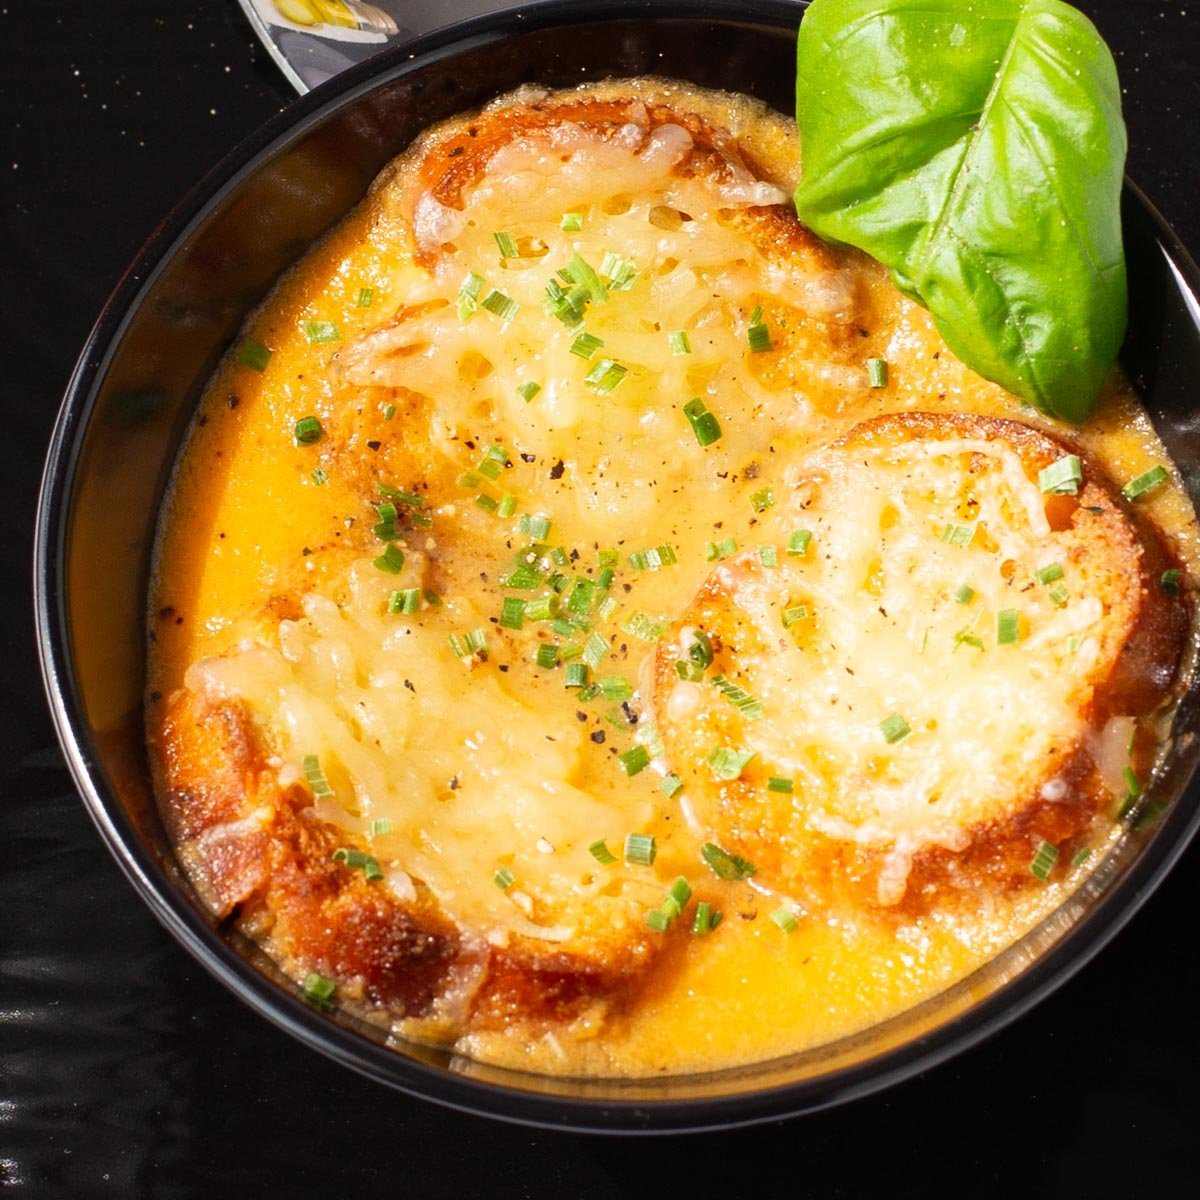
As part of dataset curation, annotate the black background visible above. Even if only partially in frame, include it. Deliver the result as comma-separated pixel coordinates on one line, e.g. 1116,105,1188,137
4,1,1200,1195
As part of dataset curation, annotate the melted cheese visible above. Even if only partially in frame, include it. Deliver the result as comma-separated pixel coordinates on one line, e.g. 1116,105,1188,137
733,440,1097,836
149,79,1199,1077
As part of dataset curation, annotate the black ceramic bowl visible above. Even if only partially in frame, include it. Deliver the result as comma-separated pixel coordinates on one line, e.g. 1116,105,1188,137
35,0,1200,1132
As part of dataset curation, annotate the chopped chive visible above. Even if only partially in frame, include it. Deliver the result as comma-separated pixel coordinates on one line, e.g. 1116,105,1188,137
448,628,488,658
629,543,677,571
1070,847,1092,868
747,320,772,353
566,578,597,615
787,530,812,557
603,706,630,730
660,773,683,799
782,604,809,628
759,545,778,569
880,714,910,744
692,901,721,936
516,380,542,403
941,522,975,547
682,396,722,446
954,584,975,605
501,561,545,590
300,320,341,344
622,611,665,642
497,495,517,519
1066,633,1083,655
583,632,609,668
302,972,336,1008
589,839,617,865
664,876,692,914
997,608,1021,645
564,662,589,688
311,467,329,486
768,777,794,793
382,404,396,420
619,746,651,776
493,866,516,891
750,488,775,513
236,338,272,371
701,842,756,881
598,675,631,701
710,674,763,720
302,754,334,799
367,818,393,837
704,536,738,561
457,271,485,320
624,833,657,866
1030,840,1059,881
1038,454,1082,496
332,847,382,881
685,631,713,672
493,230,519,258
535,643,560,669
1035,563,1065,585
387,588,420,614
480,289,520,323
584,358,628,393
675,660,704,681
707,745,756,781
294,415,322,444
560,211,583,231
475,493,498,513
518,513,552,540
542,279,586,330
1123,764,1142,801
499,597,526,630
770,907,798,934
354,286,374,308
600,251,638,291
1047,584,1068,607
374,543,405,574
1161,568,1182,596
564,252,608,305
866,357,889,387
1122,465,1168,501
668,330,692,355
645,909,670,933
569,331,605,359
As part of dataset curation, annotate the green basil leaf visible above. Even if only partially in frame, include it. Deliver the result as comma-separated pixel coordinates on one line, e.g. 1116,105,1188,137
794,0,1127,423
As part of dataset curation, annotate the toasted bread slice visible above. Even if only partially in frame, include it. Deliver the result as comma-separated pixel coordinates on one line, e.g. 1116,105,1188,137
152,687,658,1036
653,412,1187,913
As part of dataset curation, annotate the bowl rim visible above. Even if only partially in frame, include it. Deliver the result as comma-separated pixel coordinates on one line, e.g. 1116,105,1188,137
33,0,1200,1134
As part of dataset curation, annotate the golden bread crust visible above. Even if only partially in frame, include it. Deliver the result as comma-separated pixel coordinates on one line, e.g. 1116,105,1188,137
152,688,662,1030
653,412,1188,915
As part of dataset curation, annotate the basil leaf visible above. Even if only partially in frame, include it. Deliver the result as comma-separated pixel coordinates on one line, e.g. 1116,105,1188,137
794,0,1127,423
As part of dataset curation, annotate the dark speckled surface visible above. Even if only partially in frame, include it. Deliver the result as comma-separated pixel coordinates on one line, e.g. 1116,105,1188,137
5,1,1200,1194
